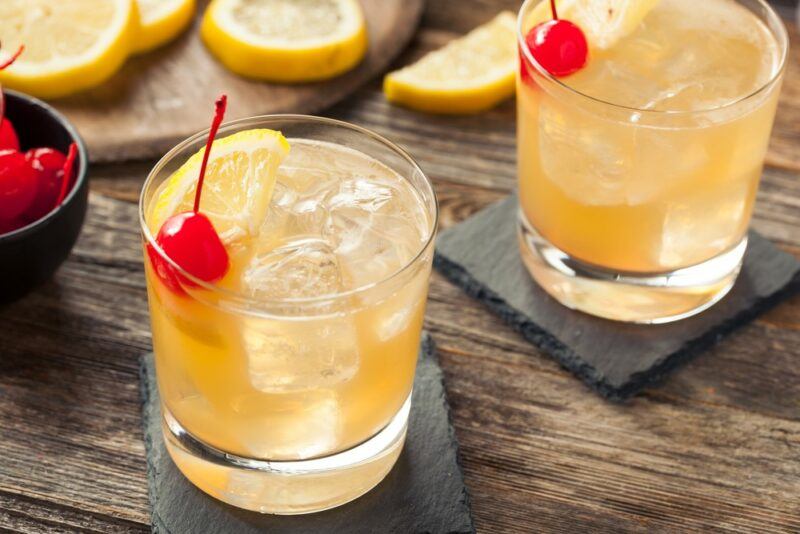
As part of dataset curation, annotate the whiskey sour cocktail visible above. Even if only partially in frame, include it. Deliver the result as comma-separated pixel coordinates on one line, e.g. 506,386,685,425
517,0,787,323
141,104,437,514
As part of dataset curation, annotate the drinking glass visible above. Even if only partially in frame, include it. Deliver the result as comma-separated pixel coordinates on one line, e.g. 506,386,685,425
516,0,788,323
140,116,438,514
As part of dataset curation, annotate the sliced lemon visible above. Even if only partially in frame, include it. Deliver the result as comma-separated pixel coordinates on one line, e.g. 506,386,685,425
134,0,196,53
0,0,138,99
384,11,517,114
201,0,368,82
149,129,291,243
524,0,659,50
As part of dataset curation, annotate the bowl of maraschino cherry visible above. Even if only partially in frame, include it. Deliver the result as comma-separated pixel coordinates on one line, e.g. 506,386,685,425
0,45,89,304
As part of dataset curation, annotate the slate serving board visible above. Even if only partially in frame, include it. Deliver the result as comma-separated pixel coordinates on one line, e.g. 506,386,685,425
434,195,800,400
38,0,424,162
139,333,475,534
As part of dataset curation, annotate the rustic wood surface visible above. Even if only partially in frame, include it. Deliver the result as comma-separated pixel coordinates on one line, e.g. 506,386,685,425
50,0,424,162
1,1,800,532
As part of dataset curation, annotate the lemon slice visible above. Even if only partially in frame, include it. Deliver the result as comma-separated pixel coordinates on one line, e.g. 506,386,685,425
383,11,517,114
201,0,368,82
134,0,196,53
0,0,138,99
524,0,659,50
150,129,291,243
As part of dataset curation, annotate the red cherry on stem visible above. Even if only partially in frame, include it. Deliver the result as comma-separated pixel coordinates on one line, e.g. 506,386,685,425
0,149,38,221
0,119,20,151
154,212,230,283
150,95,230,291
524,0,588,78
23,147,67,221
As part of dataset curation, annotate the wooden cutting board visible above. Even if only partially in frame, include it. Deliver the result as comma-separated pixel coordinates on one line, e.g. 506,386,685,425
48,0,424,162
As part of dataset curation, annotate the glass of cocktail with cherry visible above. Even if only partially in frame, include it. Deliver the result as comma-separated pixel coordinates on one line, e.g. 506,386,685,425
140,96,437,514
516,0,788,323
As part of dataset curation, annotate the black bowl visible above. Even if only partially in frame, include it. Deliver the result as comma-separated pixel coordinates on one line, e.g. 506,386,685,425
0,90,89,304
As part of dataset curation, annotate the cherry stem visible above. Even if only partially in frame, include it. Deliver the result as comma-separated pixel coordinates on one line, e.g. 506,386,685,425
0,45,24,70
549,0,558,20
193,94,228,214
55,143,78,208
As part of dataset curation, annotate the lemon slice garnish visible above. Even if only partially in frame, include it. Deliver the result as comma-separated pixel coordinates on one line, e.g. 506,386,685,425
200,0,368,82
525,0,659,50
134,0,196,53
149,129,291,243
0,0,138,99
383,11,517,114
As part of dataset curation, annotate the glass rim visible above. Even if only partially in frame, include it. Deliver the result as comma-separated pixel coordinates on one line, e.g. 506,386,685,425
139,114,439,308
517,0,790,117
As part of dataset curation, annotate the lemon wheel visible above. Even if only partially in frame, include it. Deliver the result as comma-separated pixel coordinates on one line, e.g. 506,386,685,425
383,11,517,114
134,0,196,53
0,0,138,99
200,0,368,82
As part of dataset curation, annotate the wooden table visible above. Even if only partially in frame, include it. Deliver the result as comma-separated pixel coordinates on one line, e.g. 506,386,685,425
2,1,799,532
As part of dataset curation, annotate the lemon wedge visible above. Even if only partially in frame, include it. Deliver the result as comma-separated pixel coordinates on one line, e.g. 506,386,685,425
150,129,290,243
525,0,659,50
134,0,196,53
200,0,368,82
0,0,138,99
384,11,517,114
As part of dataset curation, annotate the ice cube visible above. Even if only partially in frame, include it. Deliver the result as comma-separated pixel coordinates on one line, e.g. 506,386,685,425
628,129,709,205
242,237,343,299
233,391,341,459
242,316,360,394
659,180,749,268
327,178,395,213
320,176,426,285
373,273,428,342
538,102,633,206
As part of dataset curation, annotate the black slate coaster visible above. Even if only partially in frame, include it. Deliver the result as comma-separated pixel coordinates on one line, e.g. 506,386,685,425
435,195,800,400
139,333,474,534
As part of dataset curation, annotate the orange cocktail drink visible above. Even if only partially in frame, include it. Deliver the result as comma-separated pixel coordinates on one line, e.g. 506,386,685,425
141,115,437,514
517,0,787,323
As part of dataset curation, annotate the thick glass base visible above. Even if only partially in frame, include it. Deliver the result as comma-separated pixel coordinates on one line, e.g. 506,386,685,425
162,395,410,514
517,212,744,324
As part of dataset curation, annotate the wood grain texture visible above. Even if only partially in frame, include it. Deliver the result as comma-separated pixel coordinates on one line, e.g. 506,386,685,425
48,0,424,162
2,2,800,533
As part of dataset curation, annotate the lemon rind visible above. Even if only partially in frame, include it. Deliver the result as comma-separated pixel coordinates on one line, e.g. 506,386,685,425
150,130,291,232
201,0,368,82
0,0,138,99
134,0,196,53
383,11,517,114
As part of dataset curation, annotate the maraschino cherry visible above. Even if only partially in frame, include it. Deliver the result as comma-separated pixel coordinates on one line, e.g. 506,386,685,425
525,0,588,77
0,149,38,221
0,118,20,151
148,95,230,293
0,45,24,151
24,147,67,220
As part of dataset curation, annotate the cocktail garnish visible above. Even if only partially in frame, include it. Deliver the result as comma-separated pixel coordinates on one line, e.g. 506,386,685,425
24,148,67,221
151,95,230,289
0,43,24,151
0,149,38,222
0,118,19,151
53,143,78,208
0,44,24,71
525,0,588,77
